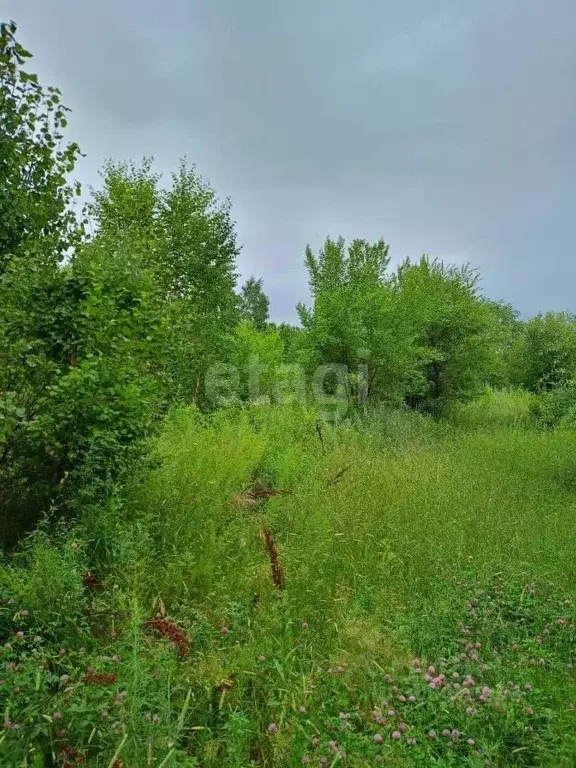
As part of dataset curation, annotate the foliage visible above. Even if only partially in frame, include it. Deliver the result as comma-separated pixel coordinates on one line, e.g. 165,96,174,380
229,322,286,403
395,257,500,414
0,24,242,544
0,21,82,274
2,406,576,765
239,276,270,331
297,237,415,407
509,312,576,393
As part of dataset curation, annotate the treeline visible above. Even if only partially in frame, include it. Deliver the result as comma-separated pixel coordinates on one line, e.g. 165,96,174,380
2,21,576,543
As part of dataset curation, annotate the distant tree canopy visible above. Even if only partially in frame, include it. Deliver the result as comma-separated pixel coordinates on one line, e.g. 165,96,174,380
239,276,270,331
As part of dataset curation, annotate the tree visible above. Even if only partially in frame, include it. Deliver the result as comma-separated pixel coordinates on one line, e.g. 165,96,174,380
395,257,498,414
508,312,576,393
239,276,270,331
0,21,81,273
0,24,243,544
0,22,86,542
297,237,415,406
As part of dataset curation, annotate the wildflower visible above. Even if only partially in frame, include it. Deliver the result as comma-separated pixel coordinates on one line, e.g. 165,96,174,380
3,720,13,730
398,694,406,702
441,729,451,736
524,707,534,715
257,655,266,663
398,722,407,732
466,707,476,716
539,658,546,666
60,674,69,683
384,674,392,682
468,738,475,746
470,653,478,661
481,686,492,698
301,757,310,765
301,622,309,630
320,759,328,768
328,739,338,752
451,729,461,740
112,655,120,663
299,706,307,713
524,683,533,691
374,733,383,744
33,636,42,644
391,685,399,693
79,647,86,654
387,710,396,717
102,711,109,719
116,690,127,703
72,542,79,550
20,610,29,617
16,631,24,639
428,729,437,738
453,672,460,679
311,737,320,748
427,666,436,675
408,695,416,703
407,738,416,745
268,723,278,734
220,626,229,634
152,714,160,725
411,658,421,666
59,649,66,656
145,619,189,657
391,730,401,740
53,712,62,721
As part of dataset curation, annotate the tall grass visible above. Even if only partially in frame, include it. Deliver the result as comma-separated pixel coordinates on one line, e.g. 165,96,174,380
2,400,576,765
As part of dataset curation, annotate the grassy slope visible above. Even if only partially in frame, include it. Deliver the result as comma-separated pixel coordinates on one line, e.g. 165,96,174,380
2,399,576,766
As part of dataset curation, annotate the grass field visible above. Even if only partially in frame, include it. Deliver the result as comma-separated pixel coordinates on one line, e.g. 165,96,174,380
2,398,576,766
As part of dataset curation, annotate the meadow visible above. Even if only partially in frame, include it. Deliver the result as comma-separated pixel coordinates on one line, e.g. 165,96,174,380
3,21,576,765
2,395,576,766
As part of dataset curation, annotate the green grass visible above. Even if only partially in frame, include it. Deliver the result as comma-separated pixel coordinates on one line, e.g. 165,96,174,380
2,400,576,766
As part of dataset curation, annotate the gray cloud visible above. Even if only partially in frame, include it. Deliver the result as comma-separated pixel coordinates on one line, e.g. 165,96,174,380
4,0,576,321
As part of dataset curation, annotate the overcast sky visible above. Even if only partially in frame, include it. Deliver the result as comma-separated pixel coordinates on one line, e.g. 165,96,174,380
4,1,576,322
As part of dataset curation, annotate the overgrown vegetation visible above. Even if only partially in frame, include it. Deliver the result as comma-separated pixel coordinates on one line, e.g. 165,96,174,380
2,21,576,766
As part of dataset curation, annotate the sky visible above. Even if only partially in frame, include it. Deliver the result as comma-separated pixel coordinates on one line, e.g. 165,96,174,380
3,0,576,322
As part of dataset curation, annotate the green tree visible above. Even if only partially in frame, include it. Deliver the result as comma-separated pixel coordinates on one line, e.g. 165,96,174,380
87,159,241,405
509,312,576,393
230,322,285,403
298,237,415,406
395,257,498,414
0,21,81,273
239,276,270,331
